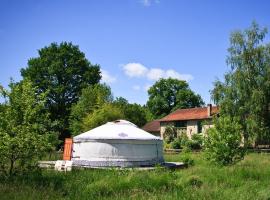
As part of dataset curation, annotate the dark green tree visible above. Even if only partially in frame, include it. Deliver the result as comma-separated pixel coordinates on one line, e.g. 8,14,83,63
69,84,113,135
21,42,101,141
146,78,204,118
211,22,270,146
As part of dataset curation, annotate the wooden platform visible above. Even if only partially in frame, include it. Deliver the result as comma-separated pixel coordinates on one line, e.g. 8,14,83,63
38,161,186,170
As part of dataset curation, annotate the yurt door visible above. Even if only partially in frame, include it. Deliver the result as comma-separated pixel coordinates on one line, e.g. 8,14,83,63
63,138,73,160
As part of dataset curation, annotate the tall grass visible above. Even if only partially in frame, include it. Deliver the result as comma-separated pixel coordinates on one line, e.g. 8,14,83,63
1,153,270,200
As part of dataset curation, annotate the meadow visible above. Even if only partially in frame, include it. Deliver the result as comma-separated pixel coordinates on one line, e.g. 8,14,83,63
0,152,270,200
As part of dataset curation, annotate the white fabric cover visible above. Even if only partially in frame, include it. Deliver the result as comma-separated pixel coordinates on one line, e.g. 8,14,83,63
73,120,161,141
72,120,164,167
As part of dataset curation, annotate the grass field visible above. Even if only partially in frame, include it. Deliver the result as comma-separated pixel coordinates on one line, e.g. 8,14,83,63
1,152,270,200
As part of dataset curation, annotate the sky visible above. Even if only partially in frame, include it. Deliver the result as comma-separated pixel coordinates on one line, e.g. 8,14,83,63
1,0,270,105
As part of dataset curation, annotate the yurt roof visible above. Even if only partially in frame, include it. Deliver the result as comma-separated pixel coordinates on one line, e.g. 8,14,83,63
73,120,162,141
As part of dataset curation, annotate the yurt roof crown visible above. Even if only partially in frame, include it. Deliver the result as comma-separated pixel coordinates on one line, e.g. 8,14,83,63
73,119,162,141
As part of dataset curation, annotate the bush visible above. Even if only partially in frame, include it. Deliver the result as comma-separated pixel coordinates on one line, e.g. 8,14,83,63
180,153,194,166
204,116,246,165
171,137,181,149
181,134,203,151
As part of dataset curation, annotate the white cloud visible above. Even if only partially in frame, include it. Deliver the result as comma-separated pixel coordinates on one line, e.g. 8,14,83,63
122,63,148,78
122,63,193,82
147,68,164,81
140,0,160,6
141,0,151,6
132,85,141,91
165,70,194,81
101,69,116,83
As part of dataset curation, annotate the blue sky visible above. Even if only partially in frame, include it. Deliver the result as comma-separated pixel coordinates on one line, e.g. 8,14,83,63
1,0,270,105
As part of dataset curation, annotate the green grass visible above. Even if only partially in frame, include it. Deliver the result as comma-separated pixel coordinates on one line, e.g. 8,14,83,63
1,153,270,200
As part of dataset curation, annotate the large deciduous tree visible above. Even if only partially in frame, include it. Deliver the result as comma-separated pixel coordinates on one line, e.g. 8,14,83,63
146,78,204,118
21,42,101,141
0,80,55,176
211,22,270,146
69,83,113,135
113,97,150,127
82,104,124,131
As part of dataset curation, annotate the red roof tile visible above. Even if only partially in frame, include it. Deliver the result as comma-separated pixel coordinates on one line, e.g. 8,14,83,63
160,106,219,122
142,120,160,132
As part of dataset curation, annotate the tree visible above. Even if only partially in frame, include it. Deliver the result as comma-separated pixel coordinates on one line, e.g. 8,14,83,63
82,104,124,131
204,116,245,165
69,84,113,135
0,80,55,176
113,97,149,127
21,42,101,141
211,22,270,146
146,78,204,118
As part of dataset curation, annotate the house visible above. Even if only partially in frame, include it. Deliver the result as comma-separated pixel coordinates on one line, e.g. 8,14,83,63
159,104,218,139
141,120,161,136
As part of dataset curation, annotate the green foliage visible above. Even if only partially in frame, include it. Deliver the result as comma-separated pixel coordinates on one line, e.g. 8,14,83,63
82,104,124,131
113,97,149,127
180,153,195,166
211,22,270,146
146,78,204,118
21,42,101,141
204,116,245,165
185,134,203,150
69,84,113,135
171,137,181,149
0,80,55,176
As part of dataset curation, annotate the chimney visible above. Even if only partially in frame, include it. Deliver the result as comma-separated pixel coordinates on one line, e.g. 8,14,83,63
207,104,212,117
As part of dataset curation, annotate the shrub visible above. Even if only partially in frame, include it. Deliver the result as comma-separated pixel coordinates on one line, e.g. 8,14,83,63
171,137,181,149
180,153,194,166
191,134,203,147
181,134,203,151
204,116,246,165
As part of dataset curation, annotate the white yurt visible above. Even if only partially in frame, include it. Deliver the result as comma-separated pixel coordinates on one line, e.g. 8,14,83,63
72,120,164,167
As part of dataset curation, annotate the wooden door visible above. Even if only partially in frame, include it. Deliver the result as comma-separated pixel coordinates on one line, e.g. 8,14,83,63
63,138,73,160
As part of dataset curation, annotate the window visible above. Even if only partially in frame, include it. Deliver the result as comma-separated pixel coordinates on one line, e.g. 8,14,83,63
197,121,202,133
174,121,187,128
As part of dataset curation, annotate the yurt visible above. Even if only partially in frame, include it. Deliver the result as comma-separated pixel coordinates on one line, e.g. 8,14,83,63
72,120,164,167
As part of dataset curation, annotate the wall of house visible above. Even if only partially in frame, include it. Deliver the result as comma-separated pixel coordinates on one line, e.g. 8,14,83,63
186,120,198,138
160,122,174,139
160,119,214,139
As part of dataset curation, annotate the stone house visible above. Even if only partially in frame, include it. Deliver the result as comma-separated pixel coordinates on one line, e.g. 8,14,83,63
159,104,219,139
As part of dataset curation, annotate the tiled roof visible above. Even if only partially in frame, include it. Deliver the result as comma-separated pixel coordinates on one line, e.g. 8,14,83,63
142,120,160,132
160,106,219,122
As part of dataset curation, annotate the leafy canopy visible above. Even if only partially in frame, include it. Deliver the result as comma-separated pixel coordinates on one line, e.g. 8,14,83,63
211,22,270,146
0,80,55,176
21,42,101,140
147,78,204,118
113,97,150,127
69,83,113,135
82,104,124,131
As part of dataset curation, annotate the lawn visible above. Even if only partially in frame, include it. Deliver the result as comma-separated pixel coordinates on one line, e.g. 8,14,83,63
1,152,270,200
